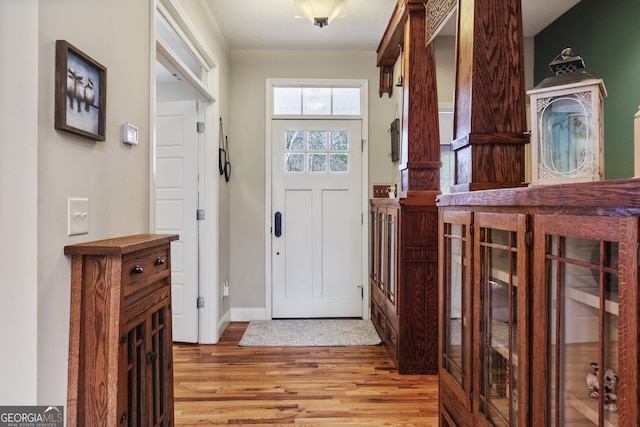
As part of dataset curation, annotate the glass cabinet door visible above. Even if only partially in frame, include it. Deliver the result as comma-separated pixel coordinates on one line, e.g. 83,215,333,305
532,215,637,427
475,213,528,427
378,209,386,293
439,210,473,424
370,207,379,287
386,207,398,307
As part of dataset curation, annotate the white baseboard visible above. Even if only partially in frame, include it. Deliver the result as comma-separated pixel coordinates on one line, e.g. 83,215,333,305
231,307,267,321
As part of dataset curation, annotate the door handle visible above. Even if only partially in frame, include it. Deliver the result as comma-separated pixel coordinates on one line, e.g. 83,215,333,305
274,212,282,237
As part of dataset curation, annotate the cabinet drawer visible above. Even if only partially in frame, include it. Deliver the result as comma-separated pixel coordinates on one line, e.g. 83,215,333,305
122,246,170,297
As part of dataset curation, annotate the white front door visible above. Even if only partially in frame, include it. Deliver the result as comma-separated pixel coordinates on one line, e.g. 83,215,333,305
155,101,199,342
271,119,363,318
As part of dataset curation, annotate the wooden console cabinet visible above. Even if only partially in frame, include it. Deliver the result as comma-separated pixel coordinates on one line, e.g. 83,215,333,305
370,197,439,374
438,180,640,426
65,234,179,427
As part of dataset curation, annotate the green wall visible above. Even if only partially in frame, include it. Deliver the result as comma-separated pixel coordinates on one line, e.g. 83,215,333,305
534,0,640,178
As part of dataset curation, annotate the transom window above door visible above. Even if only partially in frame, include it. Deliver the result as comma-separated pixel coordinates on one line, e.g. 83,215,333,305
284,129,349,173
273,86,361,116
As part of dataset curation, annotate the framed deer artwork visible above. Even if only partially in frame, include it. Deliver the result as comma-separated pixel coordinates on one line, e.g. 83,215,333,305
55,40,107,141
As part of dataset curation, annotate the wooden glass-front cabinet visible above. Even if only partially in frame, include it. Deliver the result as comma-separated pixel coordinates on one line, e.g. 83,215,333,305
440,211,529,426
370,200,400,363
370,196,439,374
438,179,640,426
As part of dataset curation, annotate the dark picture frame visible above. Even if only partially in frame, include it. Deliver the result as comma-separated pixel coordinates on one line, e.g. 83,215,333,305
55,40,107,141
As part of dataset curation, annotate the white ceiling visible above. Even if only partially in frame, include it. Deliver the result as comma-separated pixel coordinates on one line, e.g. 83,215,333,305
204,0,582,51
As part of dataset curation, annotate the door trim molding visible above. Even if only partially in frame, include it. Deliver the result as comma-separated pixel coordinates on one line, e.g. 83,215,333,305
150,0,221,343
264,78,370,320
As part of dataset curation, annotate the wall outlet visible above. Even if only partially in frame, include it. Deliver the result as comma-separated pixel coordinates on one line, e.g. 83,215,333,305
68,197,89,236
222,281,230,297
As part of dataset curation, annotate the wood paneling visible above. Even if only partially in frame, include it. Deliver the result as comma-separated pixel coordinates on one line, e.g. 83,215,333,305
173,322,439,426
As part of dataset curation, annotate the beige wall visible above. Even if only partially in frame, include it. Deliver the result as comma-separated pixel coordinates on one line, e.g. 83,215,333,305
228,50,398,314
0,0,39,404
37,0,153,405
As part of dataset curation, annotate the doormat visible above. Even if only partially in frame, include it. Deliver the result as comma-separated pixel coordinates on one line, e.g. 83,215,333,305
238,319,382,347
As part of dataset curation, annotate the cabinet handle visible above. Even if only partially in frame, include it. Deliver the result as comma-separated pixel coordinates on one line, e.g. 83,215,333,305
154,257,165,266
131,265,144,275
146,351,158,364
120,412,127,424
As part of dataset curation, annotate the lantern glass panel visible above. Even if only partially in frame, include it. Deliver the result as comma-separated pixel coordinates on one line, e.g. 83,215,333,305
539,94,592,176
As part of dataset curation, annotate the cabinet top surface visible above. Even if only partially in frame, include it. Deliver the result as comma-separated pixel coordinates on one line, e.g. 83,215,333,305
64,234,179,256
436,178,640,210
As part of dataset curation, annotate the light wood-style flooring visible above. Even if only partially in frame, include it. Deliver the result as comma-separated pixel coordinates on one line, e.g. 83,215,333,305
173,322,439,426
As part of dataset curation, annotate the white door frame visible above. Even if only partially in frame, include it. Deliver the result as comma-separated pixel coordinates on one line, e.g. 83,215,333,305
150,0,220,343
264,78,370,320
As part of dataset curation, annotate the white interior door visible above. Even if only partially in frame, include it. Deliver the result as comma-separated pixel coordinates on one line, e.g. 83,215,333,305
271,119,363,318
155,101,199,342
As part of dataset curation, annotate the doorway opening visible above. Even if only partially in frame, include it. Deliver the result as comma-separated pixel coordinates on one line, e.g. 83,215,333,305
152,0,219,343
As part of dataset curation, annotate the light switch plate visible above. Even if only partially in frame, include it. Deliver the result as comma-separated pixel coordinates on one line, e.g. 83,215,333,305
68,197,89,236
122,122,138,145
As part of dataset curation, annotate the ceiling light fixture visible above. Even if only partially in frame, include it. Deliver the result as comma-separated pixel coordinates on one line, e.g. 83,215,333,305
294,0,348,28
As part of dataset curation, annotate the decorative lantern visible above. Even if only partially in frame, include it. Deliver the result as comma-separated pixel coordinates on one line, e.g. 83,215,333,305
527,48,607,185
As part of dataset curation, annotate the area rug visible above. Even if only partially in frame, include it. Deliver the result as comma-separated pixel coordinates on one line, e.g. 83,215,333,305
238,319,382,347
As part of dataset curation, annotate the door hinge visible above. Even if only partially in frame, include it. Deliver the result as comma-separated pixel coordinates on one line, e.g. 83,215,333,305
197,122,205,134
197,297,205,309
197,209,205,221
361,139,366,152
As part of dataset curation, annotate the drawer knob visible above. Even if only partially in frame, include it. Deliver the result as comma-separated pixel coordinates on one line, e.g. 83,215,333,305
154,258,166,266
131,265,144,275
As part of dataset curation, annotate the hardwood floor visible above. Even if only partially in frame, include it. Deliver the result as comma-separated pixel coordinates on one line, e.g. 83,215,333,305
173,322,439,426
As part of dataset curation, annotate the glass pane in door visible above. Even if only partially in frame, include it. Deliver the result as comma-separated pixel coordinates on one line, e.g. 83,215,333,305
547,236,619,426
443,222,466,386
387,210,397,304
480,227,518,427
378,211,386,293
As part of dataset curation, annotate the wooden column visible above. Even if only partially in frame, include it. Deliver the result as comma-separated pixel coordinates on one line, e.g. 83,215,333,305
397,3,441,375
451,0,529,192
374,0,443,374
399,3,441,198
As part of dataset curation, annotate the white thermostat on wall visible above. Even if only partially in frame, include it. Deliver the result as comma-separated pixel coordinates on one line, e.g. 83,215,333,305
121,122,139,145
